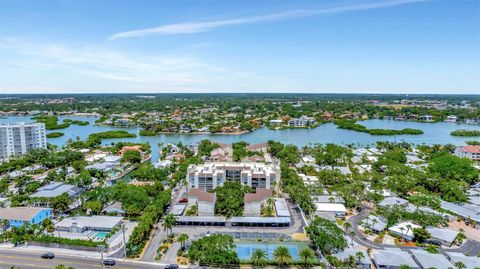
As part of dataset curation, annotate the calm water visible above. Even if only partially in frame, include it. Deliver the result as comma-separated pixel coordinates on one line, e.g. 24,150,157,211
2,116,479,162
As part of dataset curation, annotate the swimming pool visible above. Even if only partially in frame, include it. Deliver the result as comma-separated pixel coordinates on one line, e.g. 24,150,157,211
235,243,300,260
95,232,109,239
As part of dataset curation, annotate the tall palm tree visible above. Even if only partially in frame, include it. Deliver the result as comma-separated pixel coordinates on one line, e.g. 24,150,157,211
162,213,177,237
355,251,365,265
177,233,189,249
299,248,315,268
251,248,268,267
273,246,292,268
343,222,352,234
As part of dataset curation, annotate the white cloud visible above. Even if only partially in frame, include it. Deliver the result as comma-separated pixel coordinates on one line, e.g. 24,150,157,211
109,0,428,40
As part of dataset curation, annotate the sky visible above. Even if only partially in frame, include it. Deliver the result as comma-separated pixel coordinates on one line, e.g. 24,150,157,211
0,0,479,94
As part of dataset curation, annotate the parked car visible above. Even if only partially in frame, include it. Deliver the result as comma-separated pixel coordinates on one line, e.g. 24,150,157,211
179,197,188,203
165,264,179,269
102,259,116,266
41,252,55,259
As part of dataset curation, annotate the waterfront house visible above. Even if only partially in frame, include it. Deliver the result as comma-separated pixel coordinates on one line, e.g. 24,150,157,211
445,115,458,123
0,207,52,228
288,115,315,127
454,145,480,161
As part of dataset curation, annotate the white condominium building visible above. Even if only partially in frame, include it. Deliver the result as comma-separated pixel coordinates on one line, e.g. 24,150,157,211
187,162,280,191
0,122,47,160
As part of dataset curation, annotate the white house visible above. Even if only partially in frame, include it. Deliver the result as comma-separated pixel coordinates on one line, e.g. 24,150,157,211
315,202,347,216
55,216,123,233
388,221,421,241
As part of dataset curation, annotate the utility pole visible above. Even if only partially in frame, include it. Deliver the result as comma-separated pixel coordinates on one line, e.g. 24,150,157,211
99,245,105,269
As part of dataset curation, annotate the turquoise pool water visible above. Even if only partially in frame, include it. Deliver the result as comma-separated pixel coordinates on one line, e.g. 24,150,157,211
236,243,299,260
96,232,108,239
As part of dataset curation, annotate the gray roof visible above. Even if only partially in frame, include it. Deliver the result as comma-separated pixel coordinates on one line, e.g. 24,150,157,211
379,196,409,207
410,249,454,269
30,182,82,198
85,162,114,171
230,216,291,224
176,216,226,223
446,252,480,269
171,204,186,216
314,195,345,204
102,202,124,214
333,249,370,265
426,227,459,244
373,249,419,268
363,215,387,232
55,216,123,230
441,201,480,223
274,198,290,217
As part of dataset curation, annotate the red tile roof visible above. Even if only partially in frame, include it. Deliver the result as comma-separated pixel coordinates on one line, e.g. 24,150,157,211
461,145,480,154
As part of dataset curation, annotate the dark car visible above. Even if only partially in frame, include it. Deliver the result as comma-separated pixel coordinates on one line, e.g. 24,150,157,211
41,252,55,259
165,264,179,269
179,197,188,203
102,259,116,266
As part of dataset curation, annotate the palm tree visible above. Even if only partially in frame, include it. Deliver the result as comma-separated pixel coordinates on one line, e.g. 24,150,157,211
454,261,466,269
299,248,315,268
177,233,189,249
355,251,365,265
343,221,352,234
273,246,292,268
251,248,268,267
162,213,177,237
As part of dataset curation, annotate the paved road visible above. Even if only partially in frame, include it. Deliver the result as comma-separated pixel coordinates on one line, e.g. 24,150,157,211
0,249,166,269
141,185,186,261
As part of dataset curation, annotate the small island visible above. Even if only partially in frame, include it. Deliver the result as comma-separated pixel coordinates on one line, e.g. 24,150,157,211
334,120,424,135
451,129,480,137
46,132,64,138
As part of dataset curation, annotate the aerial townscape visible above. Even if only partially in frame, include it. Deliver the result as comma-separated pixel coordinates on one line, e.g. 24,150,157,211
0,94,479,269
1,0,479,269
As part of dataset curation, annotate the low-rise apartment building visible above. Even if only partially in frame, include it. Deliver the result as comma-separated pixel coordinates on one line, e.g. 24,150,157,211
454,145,480,161
187,162,280,191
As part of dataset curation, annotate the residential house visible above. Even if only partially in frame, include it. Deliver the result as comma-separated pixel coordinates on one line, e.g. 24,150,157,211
55,216,123,233
388,221,421,241
0,207,52,228
333,249,370,269
410,249,454,269
362,215,388,233
188,188,216,216
454,145,480,161
243,189,272,216
425,227,459,246
372,249,419,269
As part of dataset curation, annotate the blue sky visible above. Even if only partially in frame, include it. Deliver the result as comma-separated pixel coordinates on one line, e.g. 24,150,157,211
0,0,479,94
